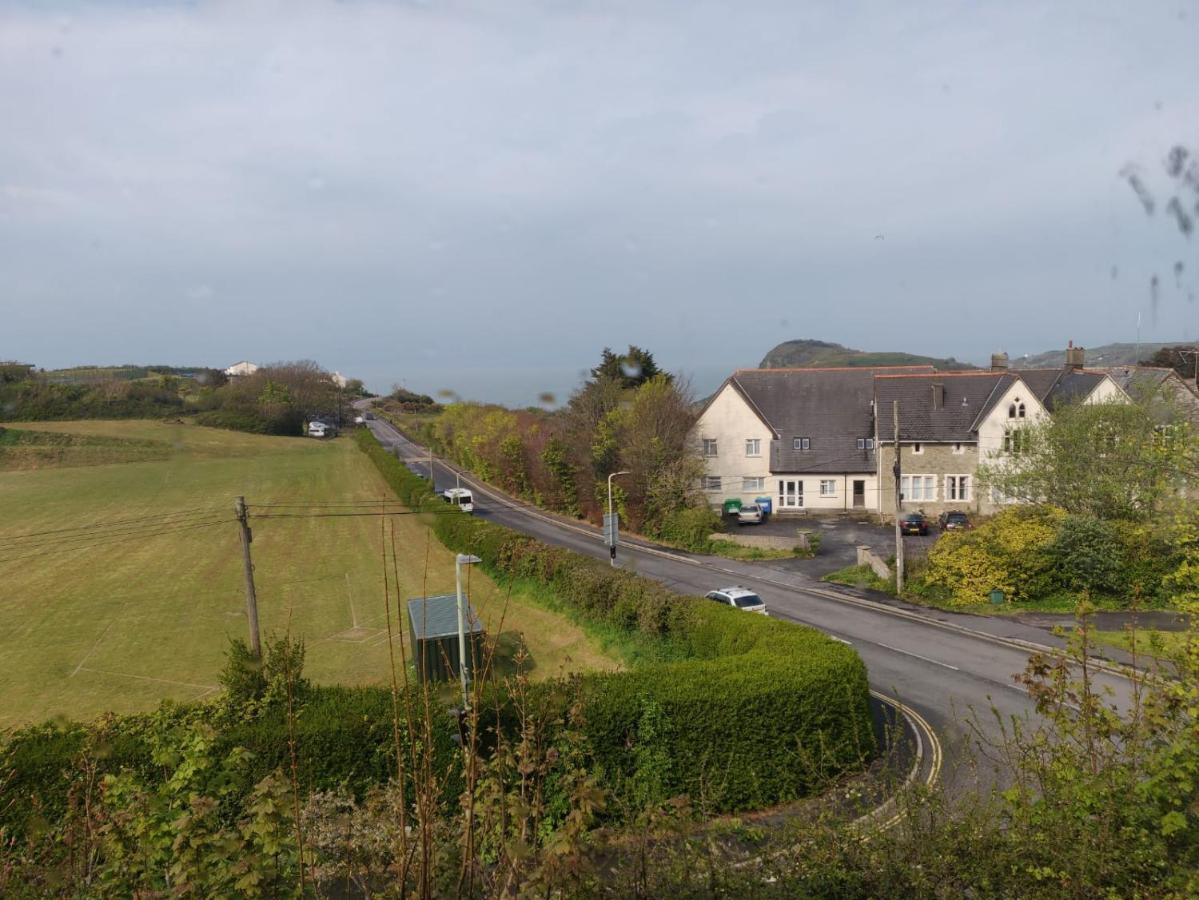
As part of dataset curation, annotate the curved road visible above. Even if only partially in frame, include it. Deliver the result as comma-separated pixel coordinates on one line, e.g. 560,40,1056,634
365,416,1133,793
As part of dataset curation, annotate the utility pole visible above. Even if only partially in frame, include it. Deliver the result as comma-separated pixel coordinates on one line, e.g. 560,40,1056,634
606,470,629,566
234,496,262,657
892,402,905,594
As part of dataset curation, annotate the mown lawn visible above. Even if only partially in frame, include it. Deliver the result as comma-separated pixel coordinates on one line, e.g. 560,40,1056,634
0,420,617,728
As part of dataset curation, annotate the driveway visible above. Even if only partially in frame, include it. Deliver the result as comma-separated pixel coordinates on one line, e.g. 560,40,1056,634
721,512,938,577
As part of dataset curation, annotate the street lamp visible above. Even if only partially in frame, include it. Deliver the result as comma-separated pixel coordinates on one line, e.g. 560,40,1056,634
455,553,482,708
607,470,629,567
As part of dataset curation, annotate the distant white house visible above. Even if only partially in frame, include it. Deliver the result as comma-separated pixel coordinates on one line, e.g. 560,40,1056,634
224,361,260,377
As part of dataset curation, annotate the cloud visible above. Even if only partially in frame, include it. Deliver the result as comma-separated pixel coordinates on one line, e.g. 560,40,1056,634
1,0,1197,402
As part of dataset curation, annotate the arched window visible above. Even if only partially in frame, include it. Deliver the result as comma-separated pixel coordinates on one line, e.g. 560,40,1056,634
1008,397,1026,419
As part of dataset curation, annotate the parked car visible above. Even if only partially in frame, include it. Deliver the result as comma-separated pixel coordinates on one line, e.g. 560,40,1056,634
736,503,764,525
307,421,332,438
353,415,366,425
704,587,768,615
364,411,376,420
938,510,971,531
899,512,929,536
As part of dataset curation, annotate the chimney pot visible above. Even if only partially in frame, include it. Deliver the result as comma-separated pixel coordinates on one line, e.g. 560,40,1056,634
990,352,1009,372
1065,344,1086,370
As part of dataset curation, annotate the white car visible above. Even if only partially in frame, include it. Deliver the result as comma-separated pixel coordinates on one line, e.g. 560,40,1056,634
442,487,474,513
704,587,768,615
736,503,764,525
354,415,365,425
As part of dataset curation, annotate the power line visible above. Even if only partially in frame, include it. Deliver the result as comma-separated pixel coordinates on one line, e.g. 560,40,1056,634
0,516,230,554
0,520,229,565
0,507,227,542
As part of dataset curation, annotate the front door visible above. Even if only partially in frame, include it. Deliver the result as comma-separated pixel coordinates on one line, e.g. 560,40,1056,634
852,480,865,508
777,479,803,509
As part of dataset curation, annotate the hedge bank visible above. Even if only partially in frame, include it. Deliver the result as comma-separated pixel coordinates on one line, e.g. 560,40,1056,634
358,430,875,811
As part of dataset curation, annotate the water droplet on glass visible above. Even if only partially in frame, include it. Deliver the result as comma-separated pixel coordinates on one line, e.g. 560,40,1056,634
620,359,642,379
537,392,556,406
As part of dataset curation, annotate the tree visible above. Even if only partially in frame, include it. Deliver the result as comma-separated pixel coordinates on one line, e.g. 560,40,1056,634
589,346,669,390
978,398,1196,521
1141,344,1199,382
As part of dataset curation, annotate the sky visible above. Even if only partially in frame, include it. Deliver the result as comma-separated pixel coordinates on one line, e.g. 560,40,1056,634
1,0,1197,405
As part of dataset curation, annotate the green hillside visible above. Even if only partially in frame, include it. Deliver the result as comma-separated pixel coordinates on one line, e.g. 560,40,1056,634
758,339,976,370
1012,341,1172,369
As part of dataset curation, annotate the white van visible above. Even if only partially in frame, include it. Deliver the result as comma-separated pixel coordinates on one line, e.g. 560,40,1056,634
442,487,474,513
307,421,330,438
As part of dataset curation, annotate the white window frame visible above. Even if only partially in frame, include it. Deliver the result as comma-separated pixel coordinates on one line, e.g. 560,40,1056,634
819,479,836,497
911,442,923,455
945,474,972,502
777,478,804,508
793,437,811,451
900,474,937,502
867,438,875,450
742,476,764,491
745,438,761,457
702,439,718,458
703,475,722,491
952,442,965,455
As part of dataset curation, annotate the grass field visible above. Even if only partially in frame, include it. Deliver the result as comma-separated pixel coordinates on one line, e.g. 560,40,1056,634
0,420,618,728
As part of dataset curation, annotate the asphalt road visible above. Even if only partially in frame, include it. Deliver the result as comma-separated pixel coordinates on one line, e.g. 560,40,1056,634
364,415,1135,795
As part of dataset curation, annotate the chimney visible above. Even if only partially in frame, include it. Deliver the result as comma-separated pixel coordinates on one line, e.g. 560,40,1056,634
990,352,1009,372
931,382,944,410
1064,340,1085,370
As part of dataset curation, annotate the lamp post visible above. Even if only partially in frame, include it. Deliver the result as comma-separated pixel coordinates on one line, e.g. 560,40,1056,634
606,470,629,567
455,553,482,709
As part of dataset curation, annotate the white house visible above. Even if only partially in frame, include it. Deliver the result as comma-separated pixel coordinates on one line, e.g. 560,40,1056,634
224,361,260,377
692,366,935,514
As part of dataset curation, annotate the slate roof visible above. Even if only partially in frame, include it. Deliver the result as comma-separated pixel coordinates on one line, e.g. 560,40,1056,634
1100,365,1176,395
407,595,484,641
728,366,934,473
875,372,1017,442
1016,368,1109,410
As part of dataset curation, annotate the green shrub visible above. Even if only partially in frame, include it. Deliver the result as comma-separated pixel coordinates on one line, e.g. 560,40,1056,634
1048,515,1125,596
653,506,722,550
193,407,305,436
922,506,1063,607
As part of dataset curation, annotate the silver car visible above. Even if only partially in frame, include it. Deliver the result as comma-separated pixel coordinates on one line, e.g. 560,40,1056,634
704,587,769,615
736,503,763,525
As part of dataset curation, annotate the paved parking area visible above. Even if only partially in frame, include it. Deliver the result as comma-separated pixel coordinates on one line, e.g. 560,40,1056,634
722,512,938,577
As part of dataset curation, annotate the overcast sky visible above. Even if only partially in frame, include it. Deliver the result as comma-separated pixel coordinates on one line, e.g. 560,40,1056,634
1,1,1196,404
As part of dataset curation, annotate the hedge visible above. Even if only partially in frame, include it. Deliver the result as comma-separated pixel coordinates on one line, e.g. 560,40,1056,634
0,686,460,840
359,430,875,812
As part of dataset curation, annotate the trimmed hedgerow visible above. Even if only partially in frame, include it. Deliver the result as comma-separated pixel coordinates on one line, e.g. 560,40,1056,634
361,430,875,813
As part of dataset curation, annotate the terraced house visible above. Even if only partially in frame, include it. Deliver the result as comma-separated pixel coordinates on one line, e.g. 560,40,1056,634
693,366,935,514
695,345,1133,519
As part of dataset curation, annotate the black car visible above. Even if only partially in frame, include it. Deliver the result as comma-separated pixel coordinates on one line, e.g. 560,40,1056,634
938,510,971,531
900,512,929,536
